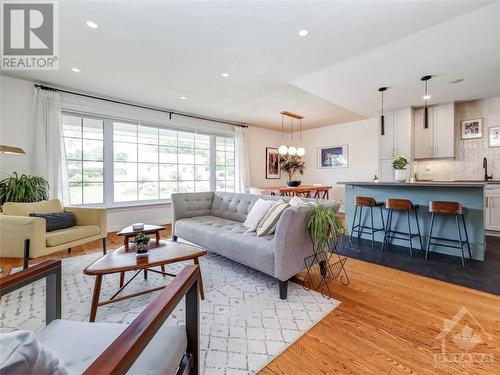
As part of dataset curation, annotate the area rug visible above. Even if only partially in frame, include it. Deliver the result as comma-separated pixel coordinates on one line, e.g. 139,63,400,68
0,251,340,374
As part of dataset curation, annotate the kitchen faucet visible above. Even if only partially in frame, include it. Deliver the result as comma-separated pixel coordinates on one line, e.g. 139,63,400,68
483,157,493,181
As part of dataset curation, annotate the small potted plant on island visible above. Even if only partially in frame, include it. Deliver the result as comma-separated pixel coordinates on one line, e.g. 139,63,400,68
134,232,150,257
279,154,305,187
393,155,409,183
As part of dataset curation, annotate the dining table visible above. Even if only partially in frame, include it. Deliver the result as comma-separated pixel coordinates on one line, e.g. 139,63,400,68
258,184,332,199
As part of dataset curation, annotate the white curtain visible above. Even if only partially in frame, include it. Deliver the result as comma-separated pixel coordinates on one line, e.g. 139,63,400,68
234,126,250,193
31,88,67,201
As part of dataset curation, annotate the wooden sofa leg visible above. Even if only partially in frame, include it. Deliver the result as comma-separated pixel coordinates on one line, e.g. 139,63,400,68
172,235,178,242
67,248,71,253
23,239,30,269
102,238,107,255
279,280,288,300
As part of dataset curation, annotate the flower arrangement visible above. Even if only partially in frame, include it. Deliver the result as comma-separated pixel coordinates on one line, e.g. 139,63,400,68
279,155,305,181
392,155,409,170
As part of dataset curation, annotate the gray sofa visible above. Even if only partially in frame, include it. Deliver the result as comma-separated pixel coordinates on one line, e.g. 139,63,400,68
171,191,340,299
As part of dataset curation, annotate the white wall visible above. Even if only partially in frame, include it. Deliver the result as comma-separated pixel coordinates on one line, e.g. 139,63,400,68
0,75,33,174
300,118,379,201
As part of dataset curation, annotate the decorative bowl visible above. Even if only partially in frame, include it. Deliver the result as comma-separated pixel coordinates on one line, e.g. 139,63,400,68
287,180,302,187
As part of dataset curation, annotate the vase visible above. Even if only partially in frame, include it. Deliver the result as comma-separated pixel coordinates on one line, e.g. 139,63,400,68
287,180,301,187
136,242,150,257
394,169,407,183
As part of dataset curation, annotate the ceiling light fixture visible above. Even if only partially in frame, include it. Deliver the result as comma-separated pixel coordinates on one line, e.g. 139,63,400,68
221,73,229,78
298,30,309,37
378,87,387,136
85,21,98,29
421,75,432,129
71,67,80,72
278,111,305,156
180,96,187,100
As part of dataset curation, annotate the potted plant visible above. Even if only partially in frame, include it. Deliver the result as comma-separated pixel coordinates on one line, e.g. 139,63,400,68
134,232,151,257
279,154,305,187
307,202,344,255
392,155,409,183
0,172,49,208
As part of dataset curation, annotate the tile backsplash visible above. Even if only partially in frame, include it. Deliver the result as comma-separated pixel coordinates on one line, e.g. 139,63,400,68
416,96,500,181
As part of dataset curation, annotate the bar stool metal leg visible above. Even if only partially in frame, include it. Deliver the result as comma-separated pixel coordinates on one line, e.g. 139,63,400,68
379,206,385,231
425,213,435,259
461,214,472,259
455,215,465,267
370,207,375,249
349,205,358,245
414,209,424,251
382,209,392,252
406,210,413,257
357,207,363,238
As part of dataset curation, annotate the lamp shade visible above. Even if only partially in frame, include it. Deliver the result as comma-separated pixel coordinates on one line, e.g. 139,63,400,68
287,146,297,156
0,145,25,155
296,147,305,156
278,145,288,155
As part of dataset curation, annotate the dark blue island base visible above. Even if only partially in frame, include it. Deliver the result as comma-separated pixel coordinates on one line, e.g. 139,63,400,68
340,182,486,261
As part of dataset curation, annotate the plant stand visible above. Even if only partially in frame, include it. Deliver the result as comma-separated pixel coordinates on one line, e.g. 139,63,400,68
302,235,350,299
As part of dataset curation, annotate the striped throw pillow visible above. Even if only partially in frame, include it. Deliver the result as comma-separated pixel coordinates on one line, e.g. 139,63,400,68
256,201,290,237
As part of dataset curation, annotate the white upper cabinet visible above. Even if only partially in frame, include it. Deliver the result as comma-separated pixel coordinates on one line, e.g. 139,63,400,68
414,103,454,159
379,108,412,160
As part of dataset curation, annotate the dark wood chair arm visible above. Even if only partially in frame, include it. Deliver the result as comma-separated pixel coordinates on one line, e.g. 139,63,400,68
0,259,61,296
83,265,200,375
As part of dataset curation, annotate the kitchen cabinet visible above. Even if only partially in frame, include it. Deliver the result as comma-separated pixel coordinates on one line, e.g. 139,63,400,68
485,185,500,231
379,108,412,181
414,103,454,159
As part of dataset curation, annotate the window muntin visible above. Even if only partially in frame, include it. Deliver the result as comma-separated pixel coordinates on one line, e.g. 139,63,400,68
215,136,235,192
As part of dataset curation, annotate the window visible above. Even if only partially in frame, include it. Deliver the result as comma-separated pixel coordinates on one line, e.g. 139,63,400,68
215,136,235,192
62,115,104,204
61,112,235,206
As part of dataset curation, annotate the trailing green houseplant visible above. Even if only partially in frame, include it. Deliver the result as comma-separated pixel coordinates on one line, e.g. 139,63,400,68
279,155,305,186
0,172,49,208
307,202,344,253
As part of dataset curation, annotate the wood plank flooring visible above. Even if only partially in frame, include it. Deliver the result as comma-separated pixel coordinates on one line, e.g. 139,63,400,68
1,226,499,374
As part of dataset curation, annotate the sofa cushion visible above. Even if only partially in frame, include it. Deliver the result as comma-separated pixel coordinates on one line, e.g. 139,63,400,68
174,215,275,276
211,192,281,222
243,198,276,232
2,199,64,217
35,320,187,375
45,225,100,247
0,330,69,375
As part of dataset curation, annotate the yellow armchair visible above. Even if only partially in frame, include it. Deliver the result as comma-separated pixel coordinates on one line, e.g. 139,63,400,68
0,199,107,259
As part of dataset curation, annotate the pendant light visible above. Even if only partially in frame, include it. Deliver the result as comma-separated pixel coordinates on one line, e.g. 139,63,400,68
378,87,387,136
297,118,305,156
278,113,288,155
421,75,431,129
288,118,297,155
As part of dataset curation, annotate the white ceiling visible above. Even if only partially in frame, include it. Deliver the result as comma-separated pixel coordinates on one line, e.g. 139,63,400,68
2,1,498,130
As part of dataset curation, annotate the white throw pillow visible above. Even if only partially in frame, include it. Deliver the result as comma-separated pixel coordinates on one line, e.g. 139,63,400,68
289,196,307,207
243,199,276,232
256,201,290,236
0,331,69,375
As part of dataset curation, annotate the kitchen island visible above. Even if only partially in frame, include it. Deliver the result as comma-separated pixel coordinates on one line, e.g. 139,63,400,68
339,181,487,260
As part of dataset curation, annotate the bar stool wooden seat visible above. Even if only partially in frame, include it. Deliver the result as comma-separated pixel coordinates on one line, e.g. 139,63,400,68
382,198,424,256
349,196,385,249
426,201,472,267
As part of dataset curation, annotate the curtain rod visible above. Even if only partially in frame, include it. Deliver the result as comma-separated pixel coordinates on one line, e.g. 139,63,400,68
34,84,248,128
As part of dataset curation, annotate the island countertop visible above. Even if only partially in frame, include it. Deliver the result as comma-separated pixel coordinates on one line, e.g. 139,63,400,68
338,181,499,188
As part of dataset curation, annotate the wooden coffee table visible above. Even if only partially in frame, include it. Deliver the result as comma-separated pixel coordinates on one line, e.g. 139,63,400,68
117,224,166,250
83,240,206,322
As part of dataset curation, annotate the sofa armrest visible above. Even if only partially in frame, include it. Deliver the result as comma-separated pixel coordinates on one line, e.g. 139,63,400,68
0,215,46,258
171,192,214,234
83,265,200,375
273,206,314,281
64,206,107,237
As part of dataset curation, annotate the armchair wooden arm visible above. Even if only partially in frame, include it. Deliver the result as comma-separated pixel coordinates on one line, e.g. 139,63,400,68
0,259,62,324
83,265,200,375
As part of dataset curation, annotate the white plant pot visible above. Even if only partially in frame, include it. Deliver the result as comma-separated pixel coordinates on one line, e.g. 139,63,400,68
394,169,407,183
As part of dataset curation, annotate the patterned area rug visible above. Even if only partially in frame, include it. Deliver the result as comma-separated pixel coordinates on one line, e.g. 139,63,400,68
0,251,340,374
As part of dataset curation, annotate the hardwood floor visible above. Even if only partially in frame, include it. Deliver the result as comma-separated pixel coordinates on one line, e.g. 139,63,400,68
1,226,499,374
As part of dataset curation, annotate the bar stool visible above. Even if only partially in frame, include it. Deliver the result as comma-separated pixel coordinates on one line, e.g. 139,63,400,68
382,198,424,256
349,196,385,249
426,201,472,267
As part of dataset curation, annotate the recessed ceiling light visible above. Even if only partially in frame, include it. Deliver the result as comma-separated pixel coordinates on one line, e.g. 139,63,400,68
422,95,431,100
298,30,309,37
86,21,98,29
449,78,464,84
180,96,187,100
221,73,229,78
71,67,80,72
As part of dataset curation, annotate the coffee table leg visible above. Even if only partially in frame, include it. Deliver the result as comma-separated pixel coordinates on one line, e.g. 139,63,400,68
144,269,148,280
161,265,165,277
193,258,205,300
120,271,125,287
156,231,160,246
89,275,102,322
